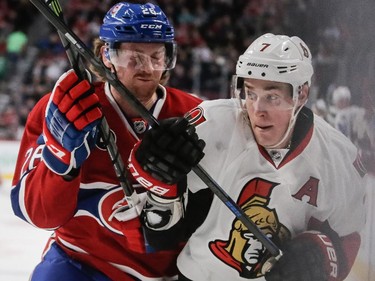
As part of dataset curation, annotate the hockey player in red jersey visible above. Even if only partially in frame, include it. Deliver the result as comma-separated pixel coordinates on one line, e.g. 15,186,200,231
10,2,201,280
129,33,367,280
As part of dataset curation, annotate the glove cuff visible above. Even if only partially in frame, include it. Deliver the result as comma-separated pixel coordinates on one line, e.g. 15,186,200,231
142,192,184,231
42,120,72,175
295,231,339,280
42,144,73,175
128,142,179,199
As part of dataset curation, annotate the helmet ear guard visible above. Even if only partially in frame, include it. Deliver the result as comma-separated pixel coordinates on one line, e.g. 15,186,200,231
231,75,244,100
164,42,177,70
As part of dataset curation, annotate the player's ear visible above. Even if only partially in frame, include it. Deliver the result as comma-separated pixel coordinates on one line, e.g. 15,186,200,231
101,46,112,68
297,84,309,106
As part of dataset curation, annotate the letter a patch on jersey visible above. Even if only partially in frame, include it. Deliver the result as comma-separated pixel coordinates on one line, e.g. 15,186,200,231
292,176,319,206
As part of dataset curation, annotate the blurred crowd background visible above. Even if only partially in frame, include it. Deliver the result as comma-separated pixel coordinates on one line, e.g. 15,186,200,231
0,0,374,174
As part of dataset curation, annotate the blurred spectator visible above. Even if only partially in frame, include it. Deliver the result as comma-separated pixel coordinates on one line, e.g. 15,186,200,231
32,51,68,89
355,93,375,175
312,99,329,122
314,41,339,101
0,105,19,140
5,28,28,75
0,45,6,81
331,86,364,138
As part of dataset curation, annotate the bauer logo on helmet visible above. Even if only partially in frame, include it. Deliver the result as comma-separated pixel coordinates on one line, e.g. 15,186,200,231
246,62,269,68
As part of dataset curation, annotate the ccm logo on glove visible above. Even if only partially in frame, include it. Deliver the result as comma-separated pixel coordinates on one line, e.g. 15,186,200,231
45,141,67,160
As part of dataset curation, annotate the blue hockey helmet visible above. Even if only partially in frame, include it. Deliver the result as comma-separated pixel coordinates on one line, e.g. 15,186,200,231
99,2,176,70
99,2,174,44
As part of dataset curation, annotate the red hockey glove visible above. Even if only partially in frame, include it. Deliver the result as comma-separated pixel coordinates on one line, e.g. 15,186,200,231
265,231,340,281
128,117,205,199
42,70,102,175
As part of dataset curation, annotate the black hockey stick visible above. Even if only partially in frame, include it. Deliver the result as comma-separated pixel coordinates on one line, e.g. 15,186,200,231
43,0,141,214
30,0,282,263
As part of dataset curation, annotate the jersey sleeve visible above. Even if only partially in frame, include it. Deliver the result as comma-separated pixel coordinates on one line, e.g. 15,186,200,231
330,152,366,279
310,119,367,279
11,94,81,229
186,99,243,193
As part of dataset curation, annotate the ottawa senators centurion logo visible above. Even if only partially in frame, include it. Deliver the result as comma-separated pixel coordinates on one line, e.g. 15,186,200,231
209,178,290,278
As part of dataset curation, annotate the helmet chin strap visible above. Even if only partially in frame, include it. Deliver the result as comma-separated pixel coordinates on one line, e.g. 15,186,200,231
265,97,307,149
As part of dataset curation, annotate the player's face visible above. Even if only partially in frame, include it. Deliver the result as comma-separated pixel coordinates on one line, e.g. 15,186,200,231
107,42,165,99
244,78,295,148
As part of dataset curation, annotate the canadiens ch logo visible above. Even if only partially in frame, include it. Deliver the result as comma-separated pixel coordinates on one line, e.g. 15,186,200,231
98,187,132,235
209,178,290,278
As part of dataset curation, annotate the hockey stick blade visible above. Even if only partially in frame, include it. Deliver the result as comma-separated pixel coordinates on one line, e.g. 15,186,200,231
30,0,282,258
41,0,139,212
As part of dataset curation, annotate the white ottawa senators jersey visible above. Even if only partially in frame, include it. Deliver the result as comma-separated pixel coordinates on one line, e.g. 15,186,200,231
179,98,367,280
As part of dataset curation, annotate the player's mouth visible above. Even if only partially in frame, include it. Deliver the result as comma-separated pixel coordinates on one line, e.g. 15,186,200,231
254,125,273,131
136,76,153,82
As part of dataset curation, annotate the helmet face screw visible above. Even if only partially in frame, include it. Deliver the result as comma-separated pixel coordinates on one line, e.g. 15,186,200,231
248,71,252,75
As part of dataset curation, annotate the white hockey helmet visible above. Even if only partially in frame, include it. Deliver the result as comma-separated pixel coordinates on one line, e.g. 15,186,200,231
332,86,351,106
235,33,314,100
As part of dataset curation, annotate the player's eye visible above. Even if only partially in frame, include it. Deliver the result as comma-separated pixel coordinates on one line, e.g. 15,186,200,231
244,88,257,101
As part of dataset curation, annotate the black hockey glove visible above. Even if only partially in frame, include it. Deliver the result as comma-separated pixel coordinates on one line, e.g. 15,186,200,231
265,231,340,281
135,117,205,186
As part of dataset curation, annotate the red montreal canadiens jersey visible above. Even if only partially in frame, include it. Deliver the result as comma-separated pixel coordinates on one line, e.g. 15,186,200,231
11,83,201,280
179,98,367,280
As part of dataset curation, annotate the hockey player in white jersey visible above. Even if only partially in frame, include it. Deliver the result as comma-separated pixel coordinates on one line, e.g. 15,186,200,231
128,33,367,280
331,86,366,140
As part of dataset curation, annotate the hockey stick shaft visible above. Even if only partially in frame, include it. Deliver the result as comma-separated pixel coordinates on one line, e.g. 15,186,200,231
31,0,282,257
43,0,138,208
46,0,85,76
